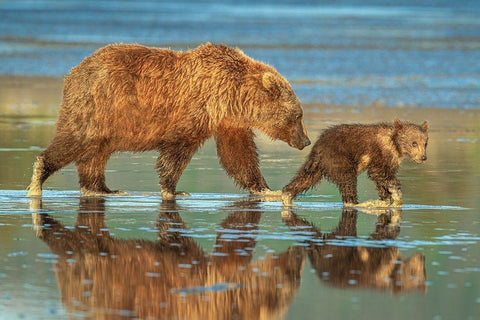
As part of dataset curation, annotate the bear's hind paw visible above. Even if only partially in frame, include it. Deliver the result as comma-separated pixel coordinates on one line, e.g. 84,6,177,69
81,188,127,197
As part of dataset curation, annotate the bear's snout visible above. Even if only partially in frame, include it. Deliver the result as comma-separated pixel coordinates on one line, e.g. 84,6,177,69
289,118,310,150
300,137,311,149
290,136,311,150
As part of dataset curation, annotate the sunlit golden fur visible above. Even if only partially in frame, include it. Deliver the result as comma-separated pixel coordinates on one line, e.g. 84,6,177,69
282,208,426,295
283,119,429,205
33,199,305,319
27,43,310,198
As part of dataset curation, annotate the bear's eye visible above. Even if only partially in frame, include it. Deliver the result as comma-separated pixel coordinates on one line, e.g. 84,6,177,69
412,142,418,147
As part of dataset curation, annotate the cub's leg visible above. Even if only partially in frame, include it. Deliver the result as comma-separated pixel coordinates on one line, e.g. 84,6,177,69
368,167,402,206
375,183,392,202
215,126,270,194
387,178,403,206
156,140,202,200
27,135,78,197
76,151,115,196
333,168,358,206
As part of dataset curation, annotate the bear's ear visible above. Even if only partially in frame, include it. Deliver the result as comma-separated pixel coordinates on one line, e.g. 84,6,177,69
262,72,280,93
394,118,404,131
420,121,429,131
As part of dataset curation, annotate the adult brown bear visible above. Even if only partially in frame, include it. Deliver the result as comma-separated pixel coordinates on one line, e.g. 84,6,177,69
27,43,310,199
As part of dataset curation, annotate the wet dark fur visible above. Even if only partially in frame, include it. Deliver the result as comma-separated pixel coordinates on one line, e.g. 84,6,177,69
283,120,429,204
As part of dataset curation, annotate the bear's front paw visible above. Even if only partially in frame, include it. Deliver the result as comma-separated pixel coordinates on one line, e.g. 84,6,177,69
250,189,282,197
81,189,127,197
161,190,191,200
250,189,283,202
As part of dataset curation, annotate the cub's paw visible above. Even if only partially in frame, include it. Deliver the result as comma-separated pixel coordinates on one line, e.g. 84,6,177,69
26,184,42,197
391,201,402,208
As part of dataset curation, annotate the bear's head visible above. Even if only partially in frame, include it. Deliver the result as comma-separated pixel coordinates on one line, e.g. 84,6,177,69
394,119,429,164
245,72,311,150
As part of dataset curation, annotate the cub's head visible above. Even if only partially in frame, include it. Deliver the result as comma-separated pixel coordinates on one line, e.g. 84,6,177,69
394,119,429,164
247,71,310,150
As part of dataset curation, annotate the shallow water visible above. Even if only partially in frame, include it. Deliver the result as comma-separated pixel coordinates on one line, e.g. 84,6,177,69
1,107,479,319
1,0,480,319
0,190,479,319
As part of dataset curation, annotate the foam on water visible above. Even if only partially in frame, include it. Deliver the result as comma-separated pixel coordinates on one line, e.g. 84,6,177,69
0,190,468,216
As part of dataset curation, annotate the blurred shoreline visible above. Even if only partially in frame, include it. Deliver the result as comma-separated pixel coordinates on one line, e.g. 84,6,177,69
2,1,479,109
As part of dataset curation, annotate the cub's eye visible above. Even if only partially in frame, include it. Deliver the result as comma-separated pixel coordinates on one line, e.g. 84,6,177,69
412,142,418,147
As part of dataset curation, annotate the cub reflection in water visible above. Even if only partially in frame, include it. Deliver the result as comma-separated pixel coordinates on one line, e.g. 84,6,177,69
282,208,426,295
31,198,305,320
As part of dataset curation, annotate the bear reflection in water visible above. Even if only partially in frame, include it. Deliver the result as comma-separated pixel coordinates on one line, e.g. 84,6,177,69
31,199,425,319
282,208,426,295
32,198,305,320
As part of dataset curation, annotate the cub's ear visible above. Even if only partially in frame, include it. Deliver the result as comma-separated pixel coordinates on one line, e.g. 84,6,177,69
262,72,279,92
394,118,404,130
420,121,429,131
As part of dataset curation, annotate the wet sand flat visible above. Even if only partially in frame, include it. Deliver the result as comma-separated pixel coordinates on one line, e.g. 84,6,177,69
1,1,480,317
1,74,479,319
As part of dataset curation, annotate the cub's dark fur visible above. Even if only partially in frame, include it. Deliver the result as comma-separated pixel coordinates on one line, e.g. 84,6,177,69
283,119,429,205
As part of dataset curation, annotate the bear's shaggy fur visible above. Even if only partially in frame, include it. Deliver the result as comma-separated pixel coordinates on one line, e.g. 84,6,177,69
283,119,429,206
27,43,310,198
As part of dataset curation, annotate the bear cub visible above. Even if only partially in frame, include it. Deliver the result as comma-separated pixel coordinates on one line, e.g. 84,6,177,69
282,119,429,206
